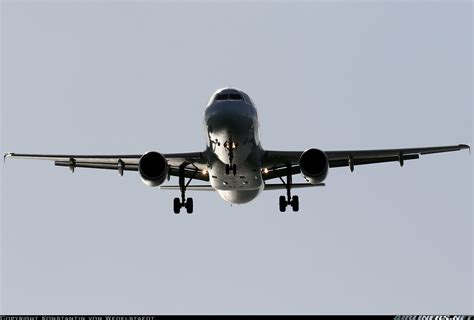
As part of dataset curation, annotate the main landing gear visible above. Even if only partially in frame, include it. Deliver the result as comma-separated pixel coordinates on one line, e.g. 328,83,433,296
224,137,237,175
173,164,196,214
278,165,299,212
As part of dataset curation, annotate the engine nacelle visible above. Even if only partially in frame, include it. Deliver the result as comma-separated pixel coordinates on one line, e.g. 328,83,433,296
299,148,329,184
138,151,168,187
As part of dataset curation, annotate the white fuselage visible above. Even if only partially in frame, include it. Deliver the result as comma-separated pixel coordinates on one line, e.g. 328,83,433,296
204,88,264,204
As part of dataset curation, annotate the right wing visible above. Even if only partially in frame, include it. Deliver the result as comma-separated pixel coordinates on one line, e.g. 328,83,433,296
4,151,209,181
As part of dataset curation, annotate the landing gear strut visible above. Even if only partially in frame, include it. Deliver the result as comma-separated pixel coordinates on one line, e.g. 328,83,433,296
224,136,237,175
173,164,196,214
225,163,237,176
278,164,299,212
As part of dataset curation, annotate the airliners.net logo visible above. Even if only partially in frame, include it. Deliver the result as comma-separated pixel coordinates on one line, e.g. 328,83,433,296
395,316,473,320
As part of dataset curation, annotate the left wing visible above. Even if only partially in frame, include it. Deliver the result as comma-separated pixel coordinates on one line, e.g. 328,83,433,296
262,144,470,181
4,152,209,181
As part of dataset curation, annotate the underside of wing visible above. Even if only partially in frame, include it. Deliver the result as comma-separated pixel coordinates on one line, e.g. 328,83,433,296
264,183,325,190
261,144,470,180
161,184,215,191
4,151,209,181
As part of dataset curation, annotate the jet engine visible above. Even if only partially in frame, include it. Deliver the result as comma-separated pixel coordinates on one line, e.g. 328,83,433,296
138,151,168,187
299,148,329,184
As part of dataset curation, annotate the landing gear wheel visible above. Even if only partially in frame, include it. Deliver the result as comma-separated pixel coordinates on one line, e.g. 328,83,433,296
276,164,301,213
232,164,237,175
291,195,299,212
173,197,181,214
175,164,198,214
186,198,193,214
279,195,287,212
225,164,230,175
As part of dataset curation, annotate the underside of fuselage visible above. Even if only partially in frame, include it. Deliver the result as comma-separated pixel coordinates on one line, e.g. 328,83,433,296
217,189,262,204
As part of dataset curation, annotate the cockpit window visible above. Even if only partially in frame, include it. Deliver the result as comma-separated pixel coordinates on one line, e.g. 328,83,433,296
215,93,228,101
229,93,242,100
214,92,243,102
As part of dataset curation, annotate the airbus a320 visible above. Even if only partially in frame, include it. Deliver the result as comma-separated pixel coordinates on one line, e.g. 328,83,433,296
5,88,470,214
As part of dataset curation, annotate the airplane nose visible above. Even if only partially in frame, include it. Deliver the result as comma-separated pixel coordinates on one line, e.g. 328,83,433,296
208,103,254,133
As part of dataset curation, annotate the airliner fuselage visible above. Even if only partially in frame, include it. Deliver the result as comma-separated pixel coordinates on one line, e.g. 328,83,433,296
204,88,264,204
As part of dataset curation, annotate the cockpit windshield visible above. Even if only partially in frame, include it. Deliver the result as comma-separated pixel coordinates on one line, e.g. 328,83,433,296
207,88,254,107
229,93,242,100
215,93,228,101
214,92,243,101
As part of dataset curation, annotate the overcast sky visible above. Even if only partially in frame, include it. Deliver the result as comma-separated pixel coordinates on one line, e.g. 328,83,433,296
1,0,472,315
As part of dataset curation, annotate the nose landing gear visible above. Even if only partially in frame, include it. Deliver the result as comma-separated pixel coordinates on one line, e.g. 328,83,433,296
173,164,196,214
224,137,237,175
225,163,237,176
278,165,299,212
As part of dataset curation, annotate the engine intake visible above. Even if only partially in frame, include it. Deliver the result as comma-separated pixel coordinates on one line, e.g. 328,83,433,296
139,151,168,187
299,148,329,184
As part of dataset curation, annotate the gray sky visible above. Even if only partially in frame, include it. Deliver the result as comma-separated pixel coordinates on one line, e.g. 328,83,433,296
1,0,472,315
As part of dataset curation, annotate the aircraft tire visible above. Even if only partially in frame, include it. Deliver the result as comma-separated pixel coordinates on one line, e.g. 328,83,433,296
279,196,287,212
186,198,193,214
292,195,299,212
173,197,181,214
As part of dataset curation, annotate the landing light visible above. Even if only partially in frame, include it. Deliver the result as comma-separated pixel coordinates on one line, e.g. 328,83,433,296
263,168,269,174
202,169,208,175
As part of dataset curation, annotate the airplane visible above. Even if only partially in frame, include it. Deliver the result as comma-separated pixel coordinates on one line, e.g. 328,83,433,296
4,87,470,214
